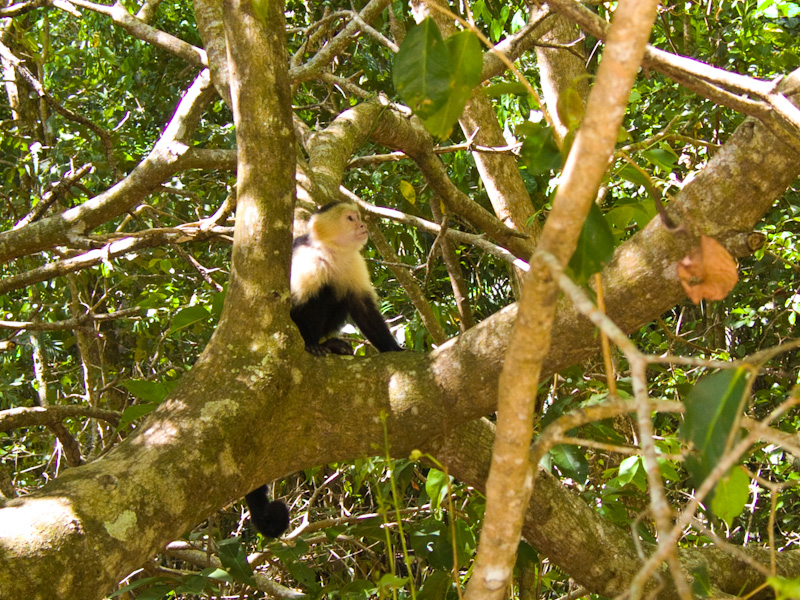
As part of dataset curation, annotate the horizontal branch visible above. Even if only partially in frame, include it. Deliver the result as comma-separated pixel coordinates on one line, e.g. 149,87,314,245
0,308,143,331
0,225,233,294
0,405,120,433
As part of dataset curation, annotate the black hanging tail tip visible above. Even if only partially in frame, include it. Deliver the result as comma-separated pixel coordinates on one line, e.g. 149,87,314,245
245,486,290,538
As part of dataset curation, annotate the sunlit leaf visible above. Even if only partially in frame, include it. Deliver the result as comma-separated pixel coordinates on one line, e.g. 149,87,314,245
425,468,449,509
556,86,585,131
400,180,416,204
711,467,750,527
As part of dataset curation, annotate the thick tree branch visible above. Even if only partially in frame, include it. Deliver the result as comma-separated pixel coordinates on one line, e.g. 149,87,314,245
1,92,799,596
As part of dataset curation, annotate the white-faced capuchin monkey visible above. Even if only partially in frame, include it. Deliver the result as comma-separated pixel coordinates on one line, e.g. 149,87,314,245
289,201,403,356
245,201,403,538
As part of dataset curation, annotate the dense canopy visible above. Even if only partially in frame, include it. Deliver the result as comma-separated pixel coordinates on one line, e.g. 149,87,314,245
1,1,800,599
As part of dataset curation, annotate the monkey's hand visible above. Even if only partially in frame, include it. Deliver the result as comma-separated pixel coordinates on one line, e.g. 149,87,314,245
321,338,354,355
305,343,331,356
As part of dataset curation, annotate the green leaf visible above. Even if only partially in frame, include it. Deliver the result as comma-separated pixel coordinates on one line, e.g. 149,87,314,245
711,467,750,527
767,575,800,600
453,519,476,567
121,378,179,403
680,368,749,499
425,468,449,509
108,577,171,597
393,18,451,119
217,538,257,588
568,202,616,283
376,573,408,595
169,305,211,334
272,541,320,591
204,568,235,583
550,444,589,485
410,522,451,569
176,573,213,594
115,402,160,433
211,287,227,319
617,164,650,187
482,81,530,98
417,571,453,600
422,30,482,139
642,147,678,172
339,579,376,598
136,585,177,600
691,566,712,597
556,86,585,131
399,180,416,204
445,30,483,90
519,122,562,174
617,456,641,485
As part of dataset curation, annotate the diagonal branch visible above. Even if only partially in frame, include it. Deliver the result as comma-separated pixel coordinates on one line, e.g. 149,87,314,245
66,0,207,67
548,0,800,147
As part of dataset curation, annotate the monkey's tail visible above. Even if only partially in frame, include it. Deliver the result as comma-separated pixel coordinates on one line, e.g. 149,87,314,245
245,485,290,538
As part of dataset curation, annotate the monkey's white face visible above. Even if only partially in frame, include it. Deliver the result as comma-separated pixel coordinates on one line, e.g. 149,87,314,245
312,205,368,250
334,208,368,248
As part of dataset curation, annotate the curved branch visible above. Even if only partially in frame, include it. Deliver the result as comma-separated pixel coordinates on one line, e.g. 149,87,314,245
0,69,216,264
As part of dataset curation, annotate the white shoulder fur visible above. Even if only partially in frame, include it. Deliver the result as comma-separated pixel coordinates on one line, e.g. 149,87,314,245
291,240,375,304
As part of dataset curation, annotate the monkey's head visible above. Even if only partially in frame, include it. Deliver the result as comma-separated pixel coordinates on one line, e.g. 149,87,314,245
310,202,368,250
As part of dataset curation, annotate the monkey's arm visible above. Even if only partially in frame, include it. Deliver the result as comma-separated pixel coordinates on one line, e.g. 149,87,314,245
347,294,403,353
